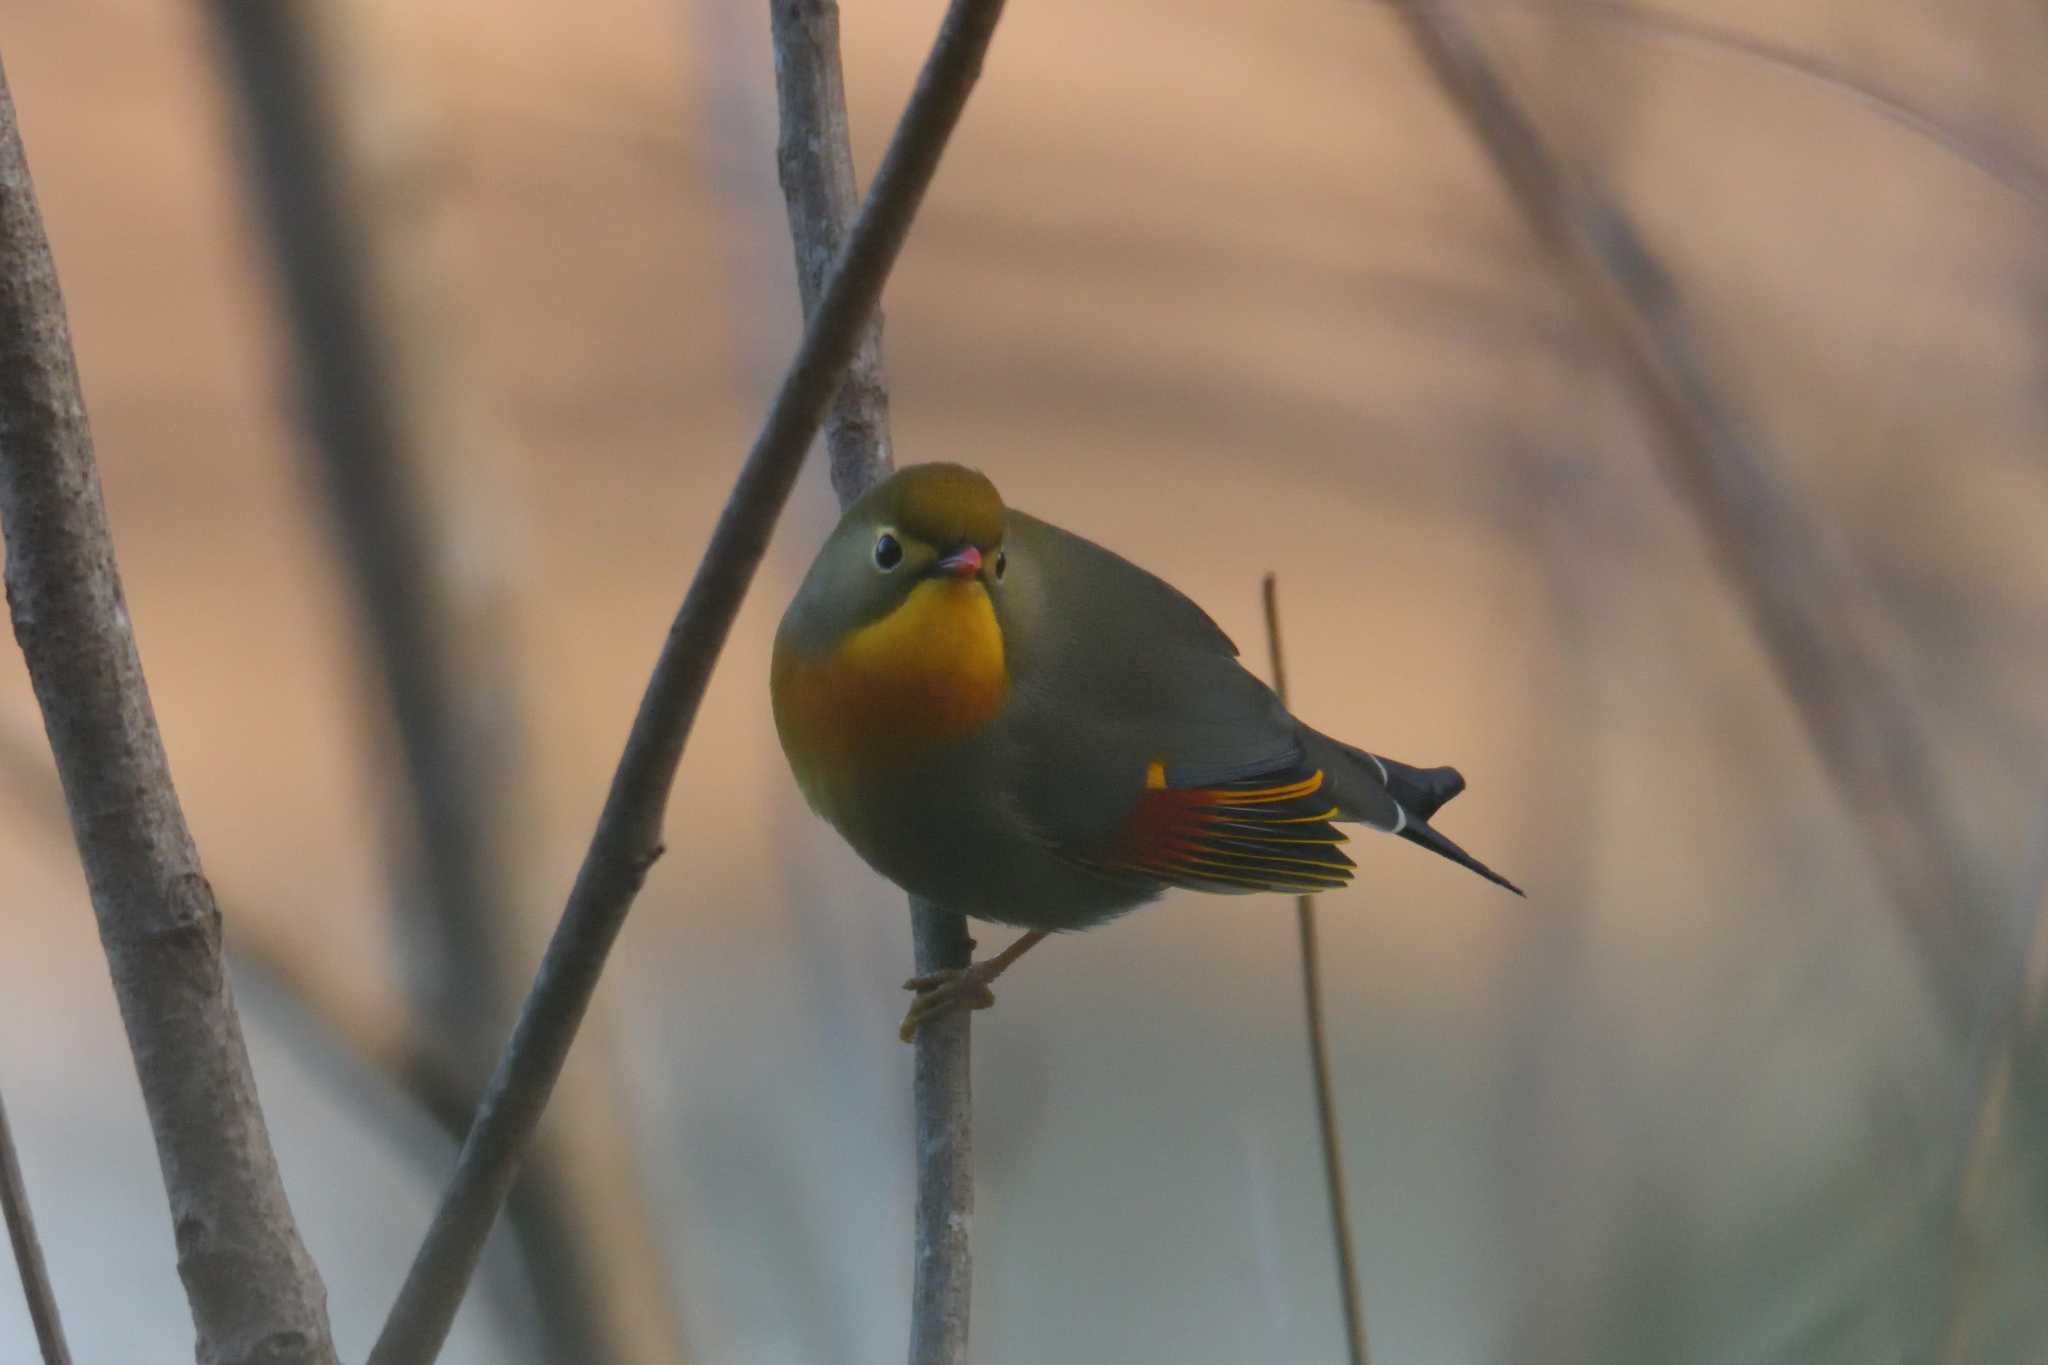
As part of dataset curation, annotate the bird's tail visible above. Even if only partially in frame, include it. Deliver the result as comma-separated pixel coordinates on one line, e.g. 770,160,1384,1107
1307,732,1525,896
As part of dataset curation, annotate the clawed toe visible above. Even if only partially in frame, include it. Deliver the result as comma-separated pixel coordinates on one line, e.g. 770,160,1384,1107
898,967,998,1041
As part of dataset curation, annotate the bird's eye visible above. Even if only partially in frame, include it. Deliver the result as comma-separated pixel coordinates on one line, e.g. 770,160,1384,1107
873,532,903,572
993,549,1007,581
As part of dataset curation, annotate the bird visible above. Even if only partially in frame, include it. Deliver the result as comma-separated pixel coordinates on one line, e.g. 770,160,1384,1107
770,462,1521,1039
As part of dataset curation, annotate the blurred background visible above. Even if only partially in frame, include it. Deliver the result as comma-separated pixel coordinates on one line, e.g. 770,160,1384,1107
2,0,2045,1361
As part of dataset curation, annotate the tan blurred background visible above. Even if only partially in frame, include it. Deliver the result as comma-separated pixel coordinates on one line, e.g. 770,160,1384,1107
2,0,2045,1361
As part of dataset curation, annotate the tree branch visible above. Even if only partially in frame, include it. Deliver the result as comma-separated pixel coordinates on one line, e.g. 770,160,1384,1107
1387,0,1999,1040
366,1,1007,1359
771,0,899,500
0,1084,71,1365
0,53,338,1365
1261,575,1369,1365
764,4,987,1359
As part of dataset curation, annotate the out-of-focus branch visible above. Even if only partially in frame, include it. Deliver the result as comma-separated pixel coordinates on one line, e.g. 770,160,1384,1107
0,699,613,1355
0,699,471,1137
1476,0,2048,212
764,4,996,1360
202,0,512,1075
1261,575,1369,1365
0,1085,71,1365
200,5,679,1363
366,1,1007,1359
1388,1,1998,1040
0,702,471,1135
1937,865,2048,1365
0,54,339,1365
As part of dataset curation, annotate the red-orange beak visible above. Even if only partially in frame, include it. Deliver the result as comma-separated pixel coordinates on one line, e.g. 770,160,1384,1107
934,545,983,579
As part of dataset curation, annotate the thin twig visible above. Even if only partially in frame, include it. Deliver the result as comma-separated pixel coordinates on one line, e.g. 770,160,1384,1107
0,1085,71,1365
0,53,339,1365
1388,0,1998,1041
1261,574,1370,1365
366,2,1007,1359
200,5,670,1361
764,4,983,1359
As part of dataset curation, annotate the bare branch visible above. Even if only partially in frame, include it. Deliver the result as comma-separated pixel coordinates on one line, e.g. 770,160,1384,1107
906,903,974,1365
200,5,677,1361
365,1,1008,1359
0,53,338,1365
764,4,986,1359
0,1085,71,1365
771,0,898,502
1262,575,1369,1365
1388,1,1998,1039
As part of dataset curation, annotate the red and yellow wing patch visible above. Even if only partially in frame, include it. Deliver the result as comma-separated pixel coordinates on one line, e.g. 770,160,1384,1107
1092,759,1355,894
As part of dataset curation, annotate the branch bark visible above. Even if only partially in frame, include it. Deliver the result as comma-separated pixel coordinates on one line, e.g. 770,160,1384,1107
366,1,1007,1359
0,1084,71,1365
200,5,678,1362
764,5,985,1360
1388,1,1999,1041
771,0,899,503
0,53,338,1365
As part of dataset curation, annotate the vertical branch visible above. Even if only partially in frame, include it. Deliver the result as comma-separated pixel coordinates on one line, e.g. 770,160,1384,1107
1938,870,2048,1365
199,5,677,1362
0,54,339,1365
764,5,982,1360
770,0,898,500
365,1,1008,1359
0,1086,71,1365
1387,1,1998,1041
1261,575,1370,1365
905,904,974,1365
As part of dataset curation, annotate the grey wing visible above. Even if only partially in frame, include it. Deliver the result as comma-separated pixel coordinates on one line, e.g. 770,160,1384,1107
990,511,1307,852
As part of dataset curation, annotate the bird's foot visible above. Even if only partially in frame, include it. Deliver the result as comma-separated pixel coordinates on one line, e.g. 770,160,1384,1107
898,963,999,1042
897,930,1050,1042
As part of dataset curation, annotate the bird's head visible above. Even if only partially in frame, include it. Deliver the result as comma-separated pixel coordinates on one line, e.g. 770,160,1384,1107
771,463,1015,792
782,462,1009,647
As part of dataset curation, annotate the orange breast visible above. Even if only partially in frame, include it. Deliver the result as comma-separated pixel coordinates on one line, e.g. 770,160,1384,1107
773,579,1009,811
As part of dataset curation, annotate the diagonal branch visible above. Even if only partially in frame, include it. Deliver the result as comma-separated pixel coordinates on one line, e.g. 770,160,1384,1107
0,53,338,1365
1388,1,1998,1040
0,1084,71,1365
1480,0,2048,213
366,1,1008,1360
765,4,988,1359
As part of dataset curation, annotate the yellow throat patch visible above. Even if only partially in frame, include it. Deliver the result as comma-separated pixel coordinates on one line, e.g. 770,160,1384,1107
773,578,1008,804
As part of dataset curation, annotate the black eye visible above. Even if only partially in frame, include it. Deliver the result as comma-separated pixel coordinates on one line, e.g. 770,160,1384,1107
873,532,903,571
993,549,1007,581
